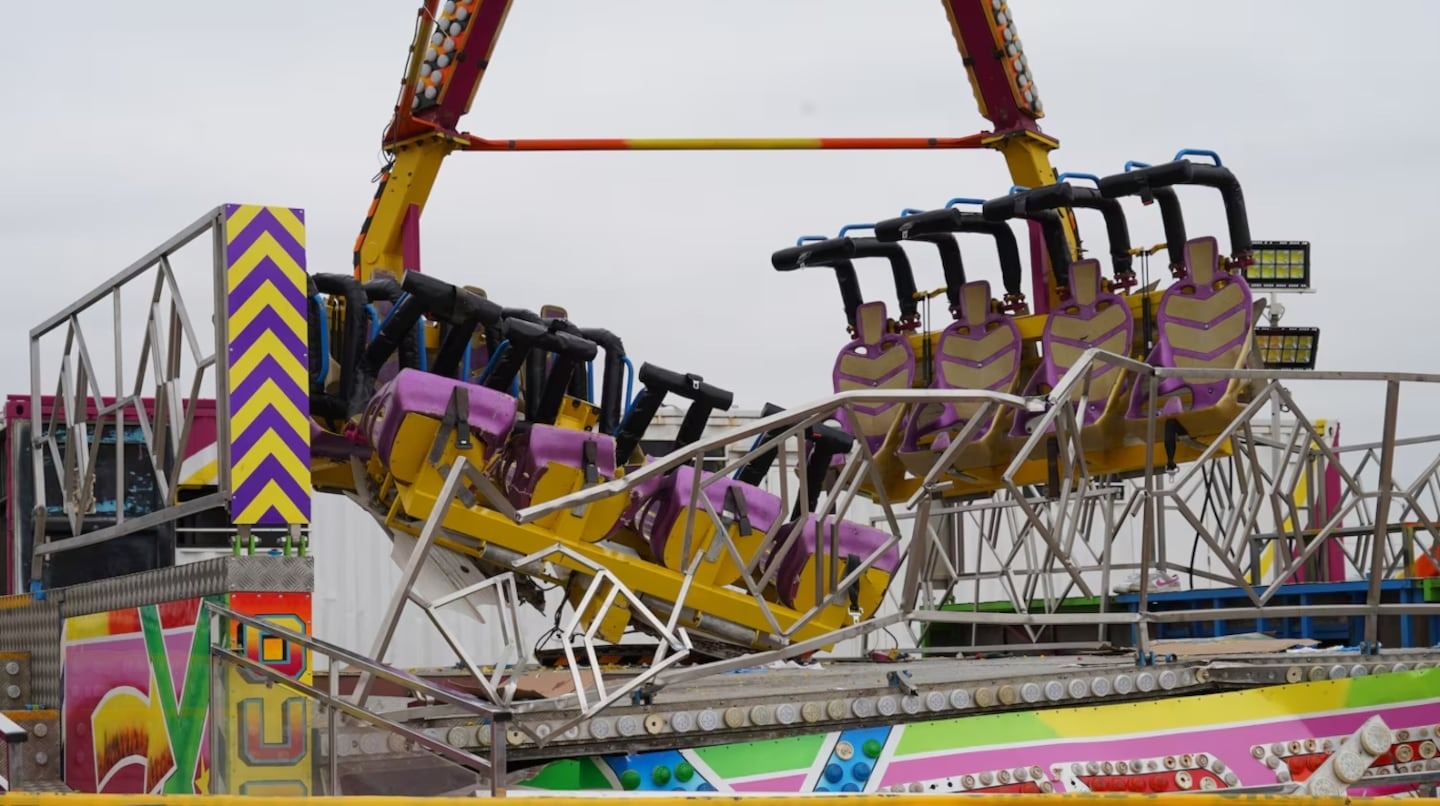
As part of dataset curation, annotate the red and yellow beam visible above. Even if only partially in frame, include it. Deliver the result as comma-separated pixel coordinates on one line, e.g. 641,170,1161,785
456,134,992,152
353,131,993,281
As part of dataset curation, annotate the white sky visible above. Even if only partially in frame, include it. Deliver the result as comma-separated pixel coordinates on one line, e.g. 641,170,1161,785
4,1,1440,453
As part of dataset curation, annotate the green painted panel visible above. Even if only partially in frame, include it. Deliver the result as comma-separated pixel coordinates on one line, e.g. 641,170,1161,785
694,733,827,778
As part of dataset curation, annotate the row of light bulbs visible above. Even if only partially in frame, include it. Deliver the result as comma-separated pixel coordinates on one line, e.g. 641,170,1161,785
989,0,1043,117
412,0,477,110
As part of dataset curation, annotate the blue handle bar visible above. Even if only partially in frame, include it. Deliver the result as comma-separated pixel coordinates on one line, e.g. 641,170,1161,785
944,197,986,208
621,355,636,411
1057,172,1101,186
1173,148,1223,167
376,291,410,332
309,294,329,384
1124,160,1152,172
900,207,927,216
363,303,381,340
837,223,874,238
478,339,510,384
795,234,829,246
1008,185,1030,194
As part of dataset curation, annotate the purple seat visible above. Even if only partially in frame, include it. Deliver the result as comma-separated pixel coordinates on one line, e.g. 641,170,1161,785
361,368,518,484
1126,237,1253,421
634,465,784,586
901,281,1023,458
771,514,899,619
832,301,917,455
1012,259,1134,436
500,424,618,510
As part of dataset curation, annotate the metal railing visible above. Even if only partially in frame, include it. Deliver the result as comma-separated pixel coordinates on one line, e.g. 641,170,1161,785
25,207,232,583
204,601,512,797
348,351,1440,729
347,387,1040,725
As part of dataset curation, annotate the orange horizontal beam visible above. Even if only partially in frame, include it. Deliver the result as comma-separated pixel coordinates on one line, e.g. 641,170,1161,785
456,133,992,151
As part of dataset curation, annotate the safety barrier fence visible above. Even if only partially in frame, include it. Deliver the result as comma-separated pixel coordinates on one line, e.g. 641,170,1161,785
204,602,511,797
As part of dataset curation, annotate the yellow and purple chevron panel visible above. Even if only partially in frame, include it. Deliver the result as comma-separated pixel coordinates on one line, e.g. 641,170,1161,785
223,204,311,526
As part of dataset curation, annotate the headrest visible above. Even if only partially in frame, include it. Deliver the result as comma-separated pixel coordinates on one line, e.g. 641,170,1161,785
1185,236,1221,286
855,300,888,346
1069,259,1103,306
958,281,993,327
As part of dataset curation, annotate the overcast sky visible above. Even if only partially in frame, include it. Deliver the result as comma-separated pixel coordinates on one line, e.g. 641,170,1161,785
4,1,1440,455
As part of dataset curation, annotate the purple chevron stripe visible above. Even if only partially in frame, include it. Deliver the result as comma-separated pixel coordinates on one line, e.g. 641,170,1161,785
229,354,307,408
1051,315,1133,346
227,203,304,224
227,256,306,312
837,361,911,387
244,505,290,526
837,393,906,418
227,306,307,360
1160,306,1248,330
1048,322,1131,354
225,205,309,524
226,208,306,268
232,454,310,512
937,344,1013,371
846,402,902,418
1167,339,1249,363
231,406,309,462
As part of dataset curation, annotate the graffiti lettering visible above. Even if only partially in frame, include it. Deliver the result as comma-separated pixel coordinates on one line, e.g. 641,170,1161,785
222,599,312,797
139,599,213,794
236,696,308,766
233,614,308,684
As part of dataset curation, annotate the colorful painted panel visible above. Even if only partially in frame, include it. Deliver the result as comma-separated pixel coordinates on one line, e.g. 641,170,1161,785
223,203,310,526
521,667,1440,795
59,591,314,795
60,598,217,794
220,591,313,796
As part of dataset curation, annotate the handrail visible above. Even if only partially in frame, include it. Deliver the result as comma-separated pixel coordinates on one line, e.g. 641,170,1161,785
462,361,1440,526
203,601,505,720
508,387,1041,523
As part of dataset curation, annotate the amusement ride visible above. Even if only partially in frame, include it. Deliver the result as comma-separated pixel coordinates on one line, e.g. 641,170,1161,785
2,0,1439,799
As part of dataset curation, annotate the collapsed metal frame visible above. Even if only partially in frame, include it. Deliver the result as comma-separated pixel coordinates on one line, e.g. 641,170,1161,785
21,208,233,588
346,349,1440,744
